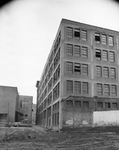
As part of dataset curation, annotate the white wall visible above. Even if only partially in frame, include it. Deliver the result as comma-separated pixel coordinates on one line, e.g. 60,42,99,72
93,110,119,126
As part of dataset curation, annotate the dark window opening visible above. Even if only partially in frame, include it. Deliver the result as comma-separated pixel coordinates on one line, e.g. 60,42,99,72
74,29,80,38
105,102,111,109
74,63,81,73
95,33,100,42
95,50,101,59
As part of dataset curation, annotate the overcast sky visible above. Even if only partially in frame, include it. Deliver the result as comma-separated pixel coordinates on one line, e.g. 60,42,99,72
0,0,119,104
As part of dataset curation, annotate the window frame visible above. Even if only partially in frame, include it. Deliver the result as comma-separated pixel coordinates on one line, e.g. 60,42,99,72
81,30,87,41
97,83,103,96
96,66,102,78
82,82,88,94
74,45,81,57
95,33,100,43
81,46,88,58
74,63,81,75
74,28,80,39
66,61,73,74
66,27,73,38
95,49,101,60
104,84,110,96
82,64,88,76
66,44,73,56
74,81,81,94
108,35,114,46
66,80,73,93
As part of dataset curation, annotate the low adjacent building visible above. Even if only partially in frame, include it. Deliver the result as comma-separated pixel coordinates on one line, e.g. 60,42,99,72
18,95,33,123
0,85,33,126
0,85,19,127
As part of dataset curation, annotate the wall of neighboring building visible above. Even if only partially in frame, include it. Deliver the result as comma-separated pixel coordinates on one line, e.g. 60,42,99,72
93,111,119,126
32,104,36,124
0,86,18,126
18,95,33,123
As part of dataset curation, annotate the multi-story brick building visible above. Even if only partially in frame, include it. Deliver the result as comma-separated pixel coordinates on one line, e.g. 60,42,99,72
36,19,119,130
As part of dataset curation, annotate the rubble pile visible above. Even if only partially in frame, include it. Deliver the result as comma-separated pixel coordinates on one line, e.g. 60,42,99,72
1,127,44,142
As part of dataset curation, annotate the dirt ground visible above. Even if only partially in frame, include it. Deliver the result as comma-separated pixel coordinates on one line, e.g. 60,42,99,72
1,126,119,150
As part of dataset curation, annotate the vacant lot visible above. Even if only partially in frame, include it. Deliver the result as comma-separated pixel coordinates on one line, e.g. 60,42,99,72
1,126,119,150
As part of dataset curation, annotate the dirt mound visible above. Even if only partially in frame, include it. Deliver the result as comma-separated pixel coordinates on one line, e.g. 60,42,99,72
2,127,44,142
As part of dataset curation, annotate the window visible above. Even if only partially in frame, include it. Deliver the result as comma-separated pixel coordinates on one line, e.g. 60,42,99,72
66,100,73,107
96,66,102,78
110,68,116,79
74,81,81,94
82,82,88,94
66,62,73,74
57,112,59,126
67,27,73,38
74,63,81,74
109,51,115,62
104,84,110,96
97,83,103,96
57,65,60,80
83,101,89,109
48,64,53,80
111,85,117,96
74,45,81,57
82,64,88,75
53,83,60,101
22,101,29,108
75,101,81,107
97,102,103,109
52,114,55,126
81,30,87,40
48,92,52,105
105,102,111,109
95,33,100,43
54,48,60,69
108,36,114,46
20,101,22,108
48,52,53,67
66,44,73,56
103,67,109,78
112,103,118,110
102,50,108,61
74,28,80,39
66,80,73,93
95,49,101,60
53,65,60,84
82,46,88,58
102,34,107,45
